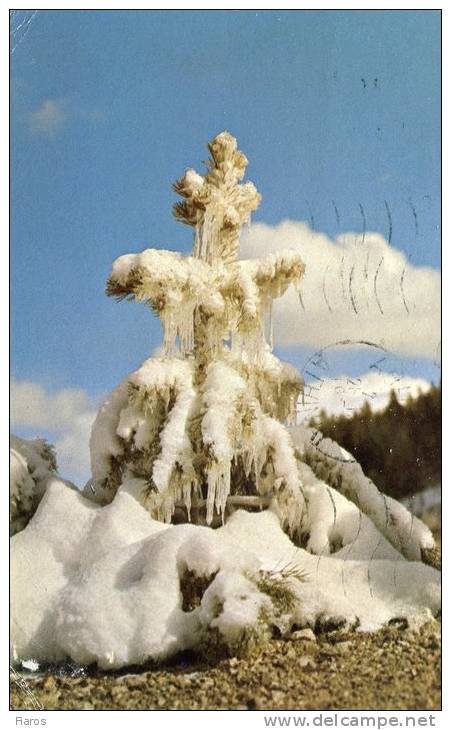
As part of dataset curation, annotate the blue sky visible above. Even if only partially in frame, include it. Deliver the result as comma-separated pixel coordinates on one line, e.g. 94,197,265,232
10,10,440,482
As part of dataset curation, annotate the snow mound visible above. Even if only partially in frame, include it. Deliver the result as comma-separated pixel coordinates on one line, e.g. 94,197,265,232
11,477,440,670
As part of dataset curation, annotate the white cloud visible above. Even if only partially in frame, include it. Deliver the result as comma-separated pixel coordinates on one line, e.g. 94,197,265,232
28,99,66,134
10,379,99,487
297,370,431,422
52,411,97,486
28,99,105,134
10,380,93,430
241,221,440,360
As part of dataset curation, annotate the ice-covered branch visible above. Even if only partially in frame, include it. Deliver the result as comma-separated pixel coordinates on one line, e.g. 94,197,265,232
289,424,436,562
106,248,305,360
173,131,261,264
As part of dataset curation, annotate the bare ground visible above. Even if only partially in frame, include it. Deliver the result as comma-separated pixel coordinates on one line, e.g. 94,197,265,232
10,620,441,711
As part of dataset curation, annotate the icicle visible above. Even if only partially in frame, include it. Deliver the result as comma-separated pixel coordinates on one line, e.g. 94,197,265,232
205,461,232,524
152,378,196,493
206,465,216,525
254,452,262,494
199,208,212,262
162,494,175,524
176,302,195,354
183,480,192,521
243,450,253,479
198,202,232,264
268,299,274,351
162,310,177,357
215,463,231,520
194,210,203,259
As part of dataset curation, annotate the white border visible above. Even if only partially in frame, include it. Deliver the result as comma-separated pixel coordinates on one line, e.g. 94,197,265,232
3,3,446,724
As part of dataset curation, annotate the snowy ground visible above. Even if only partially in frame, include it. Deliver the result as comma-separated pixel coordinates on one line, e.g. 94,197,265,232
10,431,441,710
11,498,441,711
11,478,440,671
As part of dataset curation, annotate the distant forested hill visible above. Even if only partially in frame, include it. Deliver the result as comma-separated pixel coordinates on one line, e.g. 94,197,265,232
309,384,441,499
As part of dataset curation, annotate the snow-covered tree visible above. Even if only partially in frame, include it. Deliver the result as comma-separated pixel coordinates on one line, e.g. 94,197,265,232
87,131,436,565
10,435,78,536
10,436,58,535
89,132,307,533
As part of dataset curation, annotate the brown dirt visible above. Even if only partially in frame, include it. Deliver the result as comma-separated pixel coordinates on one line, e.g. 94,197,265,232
10,621,441,711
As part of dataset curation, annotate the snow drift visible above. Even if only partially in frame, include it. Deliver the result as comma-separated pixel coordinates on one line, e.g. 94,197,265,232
11,452,440,670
